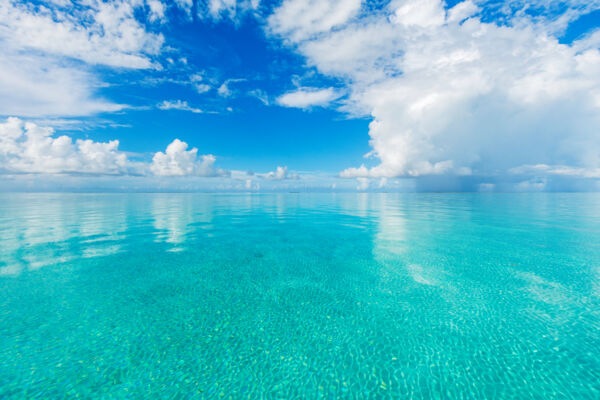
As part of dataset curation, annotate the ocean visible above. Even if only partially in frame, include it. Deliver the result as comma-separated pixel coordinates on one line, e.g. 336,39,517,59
1,193,599,398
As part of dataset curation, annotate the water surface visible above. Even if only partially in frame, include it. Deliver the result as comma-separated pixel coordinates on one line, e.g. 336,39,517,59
1,193,600,398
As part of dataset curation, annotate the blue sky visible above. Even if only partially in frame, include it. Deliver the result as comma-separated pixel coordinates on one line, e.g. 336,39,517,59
1,0,600,191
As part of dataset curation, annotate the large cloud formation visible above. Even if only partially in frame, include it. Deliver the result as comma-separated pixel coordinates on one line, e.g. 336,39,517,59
0,0,264,118
269,0,600,189
0,0,164,117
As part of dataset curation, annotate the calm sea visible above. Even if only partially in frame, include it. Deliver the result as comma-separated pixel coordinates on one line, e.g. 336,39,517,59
1,193,599,398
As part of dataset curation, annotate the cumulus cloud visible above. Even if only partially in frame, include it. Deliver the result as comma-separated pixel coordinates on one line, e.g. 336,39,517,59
0,117,228,178
262,165,299,180
157,100,203,113
0,117,134,175
268,0,600,188
276,87,340,109
150,139,227,177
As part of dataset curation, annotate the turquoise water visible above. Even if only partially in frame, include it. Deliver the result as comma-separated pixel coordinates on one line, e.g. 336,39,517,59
1,193,600,398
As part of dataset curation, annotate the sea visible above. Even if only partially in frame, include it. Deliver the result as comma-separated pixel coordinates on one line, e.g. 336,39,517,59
1,193,599,398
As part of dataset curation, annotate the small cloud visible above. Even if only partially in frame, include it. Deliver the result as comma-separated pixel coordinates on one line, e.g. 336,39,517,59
150,139,228,177
261,166,299,180
276,87,340,109
190,74,212,93
239,166,300,181
516,179,546,192
218,83,232,97
195,84,211,94
205,0,261,20
248,89,270,105
510,164,600,178
268,0,361,41
157,100,203,113
340,164,369,178
217,78,246,98
147,0,167,22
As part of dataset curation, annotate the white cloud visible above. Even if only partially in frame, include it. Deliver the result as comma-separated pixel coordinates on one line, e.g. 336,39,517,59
204,0,261,20
195,84,212,94
263,166,295,180
277,87,340,109
0,54,125,117
479,0,600,35
339,164,368,178
157,100,203,113
269,166,289,180
0,1,164,69
447,0,479,23
217,78,245,98
268,0,362,41
248,89,271,105
230,166,299,182
509,164,600,178
173,0,194,15
0,0,166,118
150,139,226,177
0,117,231,178
190,73,212,94
174,0,261,21
390,0,445,28
269,0,600,185
218,83,233,97
0,117,134,175
147,0,166,22
515,179,547,192
208,0,236,16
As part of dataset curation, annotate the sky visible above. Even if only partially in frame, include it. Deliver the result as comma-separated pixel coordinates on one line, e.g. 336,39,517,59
1,0,600,192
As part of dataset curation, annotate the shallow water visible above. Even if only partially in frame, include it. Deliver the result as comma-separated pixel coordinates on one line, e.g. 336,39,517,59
1,193,600,398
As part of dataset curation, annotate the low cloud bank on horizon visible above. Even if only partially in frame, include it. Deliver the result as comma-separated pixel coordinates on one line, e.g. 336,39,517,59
1,0,600,192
